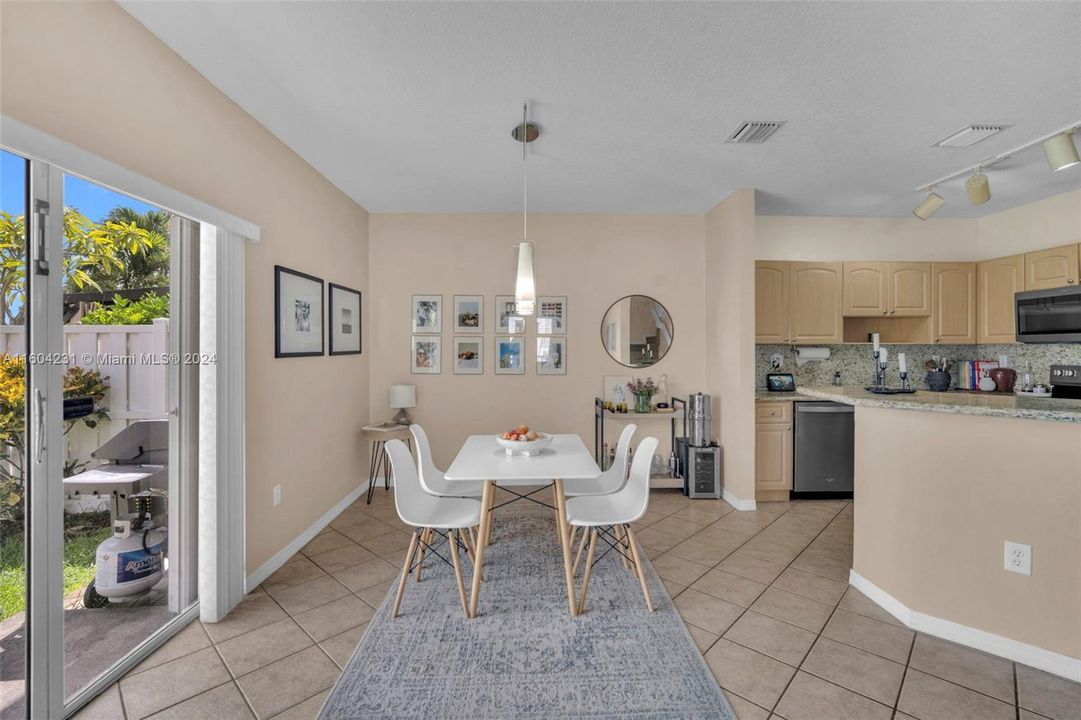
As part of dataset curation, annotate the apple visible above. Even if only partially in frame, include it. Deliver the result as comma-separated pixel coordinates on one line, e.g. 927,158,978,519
516,425,529,435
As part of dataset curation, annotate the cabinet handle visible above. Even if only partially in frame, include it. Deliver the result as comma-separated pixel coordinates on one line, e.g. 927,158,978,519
1069,279,1076,285
882,310,887,315
890,310,896,314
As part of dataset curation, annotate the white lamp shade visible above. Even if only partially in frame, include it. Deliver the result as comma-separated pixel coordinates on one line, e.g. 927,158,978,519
913,191,944,220
965,171,991,205
514,240,536,315
388,384,416,409
1042,132,1080,172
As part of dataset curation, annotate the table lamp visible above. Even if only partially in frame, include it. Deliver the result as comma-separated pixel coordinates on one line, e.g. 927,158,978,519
389,384,416,425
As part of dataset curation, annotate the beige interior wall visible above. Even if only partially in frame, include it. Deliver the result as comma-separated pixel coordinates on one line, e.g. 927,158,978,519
368,214,706,470
977,188,1081,259
704,190,757,504
0,1,371,571
854,406,1081,661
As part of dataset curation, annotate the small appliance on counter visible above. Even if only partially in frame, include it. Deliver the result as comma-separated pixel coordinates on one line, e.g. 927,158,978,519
1050,365,1081,399
765,372,796,392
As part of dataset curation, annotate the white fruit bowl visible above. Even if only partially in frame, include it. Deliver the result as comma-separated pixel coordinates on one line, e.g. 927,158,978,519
496,432,552,456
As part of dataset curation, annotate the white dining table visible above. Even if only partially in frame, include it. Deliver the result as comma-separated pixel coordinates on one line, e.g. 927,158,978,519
444,433,601,618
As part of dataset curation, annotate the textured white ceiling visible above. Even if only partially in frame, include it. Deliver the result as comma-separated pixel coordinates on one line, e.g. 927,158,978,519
120,1,1081,217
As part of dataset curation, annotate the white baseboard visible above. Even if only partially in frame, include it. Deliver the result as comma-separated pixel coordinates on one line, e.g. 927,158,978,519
722,487,757,511
245,480,380,592
849,570,1081,683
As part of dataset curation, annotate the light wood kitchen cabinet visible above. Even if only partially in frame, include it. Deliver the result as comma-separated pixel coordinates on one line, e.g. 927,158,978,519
932,263,976,344
1024,244,1079,290
789,262,843,343
978,254,1024,344
755,261,790,343
755,401,793,502
842,262,888,316
887,262,932,316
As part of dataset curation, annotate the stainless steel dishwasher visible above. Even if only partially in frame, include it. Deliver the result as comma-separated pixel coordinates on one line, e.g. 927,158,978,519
793,401,854,496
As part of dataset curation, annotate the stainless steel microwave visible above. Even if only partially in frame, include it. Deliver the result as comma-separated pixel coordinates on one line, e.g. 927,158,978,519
1015,286,1081,343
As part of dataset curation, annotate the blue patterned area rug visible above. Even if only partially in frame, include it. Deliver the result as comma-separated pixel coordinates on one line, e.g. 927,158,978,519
319,502,734,719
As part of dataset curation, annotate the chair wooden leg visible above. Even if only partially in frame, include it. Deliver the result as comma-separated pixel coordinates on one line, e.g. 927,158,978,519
614,525,631,570
572,526,589,577
625,524,653,612
392,531,420,618
415,527,431,582
449,528,469,617
576,529,598,614
461,526,483,582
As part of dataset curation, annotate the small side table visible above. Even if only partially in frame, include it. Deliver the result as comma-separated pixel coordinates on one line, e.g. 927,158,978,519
362,423,414,504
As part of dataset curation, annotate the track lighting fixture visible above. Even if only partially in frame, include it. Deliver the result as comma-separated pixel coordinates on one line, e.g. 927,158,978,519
1042,131,1080,172
965,169,991,205
913,190,945,220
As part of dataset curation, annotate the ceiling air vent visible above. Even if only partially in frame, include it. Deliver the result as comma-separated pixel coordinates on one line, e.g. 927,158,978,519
726,121,785,144
933,124,1008,148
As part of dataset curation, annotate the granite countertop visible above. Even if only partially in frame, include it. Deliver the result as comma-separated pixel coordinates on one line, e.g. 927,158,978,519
795,385,1081,424
755,391,813,402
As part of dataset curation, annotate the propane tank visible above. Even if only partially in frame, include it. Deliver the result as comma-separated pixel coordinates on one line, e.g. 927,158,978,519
95,519,166,599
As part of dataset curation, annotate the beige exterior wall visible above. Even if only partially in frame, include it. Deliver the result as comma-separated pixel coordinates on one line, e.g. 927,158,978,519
854,406,1081,661
368,213,706,470
704,190,758,504
0,1,371,571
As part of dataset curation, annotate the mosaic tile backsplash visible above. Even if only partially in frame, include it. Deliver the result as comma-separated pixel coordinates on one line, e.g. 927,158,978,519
756,343,1081,390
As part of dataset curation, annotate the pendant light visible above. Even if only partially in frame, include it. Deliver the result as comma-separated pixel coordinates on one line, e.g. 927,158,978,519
512,103,538,316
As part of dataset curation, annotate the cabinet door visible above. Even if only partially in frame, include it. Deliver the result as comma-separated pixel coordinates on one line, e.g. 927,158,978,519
789,262,843,343
755,423,793,494
1024,244,1080,290
887,262,932,316
842,262,888,316
978,254,1024,344
932,263,976,344
755,261,790,343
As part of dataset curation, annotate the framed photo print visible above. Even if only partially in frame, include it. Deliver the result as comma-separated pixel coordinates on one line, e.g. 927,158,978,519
275,265,324,358
495,295,525,334
495,335,525,374
453,295,484,333
536,337,567,375
412,295,442,333
453,336,484,375
537,296,567,335
411,335,441,374
328,283,361,355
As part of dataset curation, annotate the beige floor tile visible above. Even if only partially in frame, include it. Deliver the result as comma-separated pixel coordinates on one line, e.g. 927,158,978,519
690,524,750,553
337,520,396,544
293,594,375,642
661,578,686,599
331,557,402,592
722,691,770,720
651,553,712,586
128,620,211,675
724,610,816,667
738,539,801,566
203,595,289,644
71,683,124,719
263,557,327,591
120,646,230,719
690,569,768,607
641,544,664,560
749,587,834,633
307,543,379,573
356,579,395,610
909,634,1015,703
790,552,850,582
319,622,368,668
670,502,733,525
672,588,745,636
717,552,786,585
648,515,708,538
1017,664,1081,720
771,567,847,606
685,623,719,654
215,618,314,678
144,681,254,720
236,646,340,720
703,638,796,709
800,636,904,706
898,668,1015,720
301,530,356,557
667,537,733,566
821,609,914,664
632,526,687,551
774,671,892,720
836,587,904,627
268,690,330,720
360,530,415,557
266,574,351,615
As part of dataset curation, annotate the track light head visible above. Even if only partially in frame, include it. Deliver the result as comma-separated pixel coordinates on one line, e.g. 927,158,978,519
913,191,945,220
1042,131,1080,172
965,170,991,205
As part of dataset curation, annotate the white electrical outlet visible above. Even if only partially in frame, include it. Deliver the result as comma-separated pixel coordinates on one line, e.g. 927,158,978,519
1004,541,1031,576
273,484,283,506
770,353,784,369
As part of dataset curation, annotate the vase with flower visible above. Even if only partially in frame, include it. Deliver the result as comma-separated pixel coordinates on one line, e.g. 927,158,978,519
627,377,657,413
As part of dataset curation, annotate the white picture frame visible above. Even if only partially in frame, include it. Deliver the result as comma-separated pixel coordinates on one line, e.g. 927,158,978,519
453,336,484,375
453,295,484,334
536,337,567,375
495,295,525,334
411,335,441,374
495,335,525,374
537,296,567,335
412,294,442,334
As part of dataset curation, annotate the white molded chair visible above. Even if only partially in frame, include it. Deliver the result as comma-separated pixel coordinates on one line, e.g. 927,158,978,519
565,423,637,497
385,439,481,618
565,436,659,614
409,424,485,497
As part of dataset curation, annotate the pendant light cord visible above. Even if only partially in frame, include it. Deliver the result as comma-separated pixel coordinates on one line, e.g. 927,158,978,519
522,102,528,242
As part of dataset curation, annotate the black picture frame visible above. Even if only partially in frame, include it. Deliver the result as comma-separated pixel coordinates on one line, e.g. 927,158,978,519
275,265,325,358
328,282,362,356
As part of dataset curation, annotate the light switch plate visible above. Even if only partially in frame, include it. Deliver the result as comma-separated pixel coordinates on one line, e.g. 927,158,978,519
273,484,283,506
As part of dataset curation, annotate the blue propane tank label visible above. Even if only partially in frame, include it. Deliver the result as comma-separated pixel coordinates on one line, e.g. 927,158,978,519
116,543,164,584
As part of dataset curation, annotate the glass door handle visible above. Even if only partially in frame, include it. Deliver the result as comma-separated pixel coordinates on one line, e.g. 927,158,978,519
35,389,46,463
